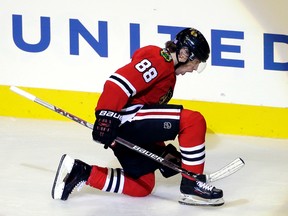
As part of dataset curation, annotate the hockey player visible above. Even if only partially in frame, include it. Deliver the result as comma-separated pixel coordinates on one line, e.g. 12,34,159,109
52,28,224,206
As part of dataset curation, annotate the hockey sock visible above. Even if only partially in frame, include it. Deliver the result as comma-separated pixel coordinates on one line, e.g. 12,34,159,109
178,109,206,175
86,166,155,197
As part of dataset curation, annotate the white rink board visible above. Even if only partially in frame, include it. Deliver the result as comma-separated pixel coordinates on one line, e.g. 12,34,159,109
0,0,287,107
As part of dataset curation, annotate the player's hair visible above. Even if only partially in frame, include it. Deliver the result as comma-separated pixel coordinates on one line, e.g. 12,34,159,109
165,41,177,53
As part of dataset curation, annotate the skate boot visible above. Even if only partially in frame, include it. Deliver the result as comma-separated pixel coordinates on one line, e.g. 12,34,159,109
51,154,91,200
179,177,224,206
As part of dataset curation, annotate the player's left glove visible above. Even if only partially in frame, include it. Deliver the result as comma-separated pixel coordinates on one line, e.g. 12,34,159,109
92,110,122,149
159,144,182,178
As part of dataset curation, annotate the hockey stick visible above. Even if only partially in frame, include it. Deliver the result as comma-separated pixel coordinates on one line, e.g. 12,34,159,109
10,86,244,182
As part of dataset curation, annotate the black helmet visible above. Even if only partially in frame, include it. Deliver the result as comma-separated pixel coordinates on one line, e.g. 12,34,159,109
174,28,210,62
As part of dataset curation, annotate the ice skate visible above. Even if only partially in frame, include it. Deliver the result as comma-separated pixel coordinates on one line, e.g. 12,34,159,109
51,154,91,200
179,177,224,206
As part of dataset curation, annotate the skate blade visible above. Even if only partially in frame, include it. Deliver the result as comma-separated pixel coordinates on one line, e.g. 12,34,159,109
51,154,74,200
178,194,225,207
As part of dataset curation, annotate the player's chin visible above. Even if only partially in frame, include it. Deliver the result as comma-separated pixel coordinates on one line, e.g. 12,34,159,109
182,71,192,75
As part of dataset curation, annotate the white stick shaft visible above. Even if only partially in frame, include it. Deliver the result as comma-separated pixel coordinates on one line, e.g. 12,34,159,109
10,86,94,129
10,86,36,101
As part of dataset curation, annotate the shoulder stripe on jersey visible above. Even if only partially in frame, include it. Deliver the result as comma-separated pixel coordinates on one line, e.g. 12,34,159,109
108,73,137,97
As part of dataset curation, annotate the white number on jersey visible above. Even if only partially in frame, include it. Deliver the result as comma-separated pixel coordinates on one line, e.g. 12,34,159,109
135,59,158,83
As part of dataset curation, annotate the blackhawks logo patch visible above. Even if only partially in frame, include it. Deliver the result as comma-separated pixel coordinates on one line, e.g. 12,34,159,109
160,49,172,62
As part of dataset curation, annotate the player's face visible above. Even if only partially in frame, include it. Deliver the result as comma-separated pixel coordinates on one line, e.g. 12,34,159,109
175,58,201,76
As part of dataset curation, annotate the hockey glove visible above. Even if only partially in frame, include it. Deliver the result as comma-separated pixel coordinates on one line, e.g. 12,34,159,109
92,110,122,149
159,144,182,178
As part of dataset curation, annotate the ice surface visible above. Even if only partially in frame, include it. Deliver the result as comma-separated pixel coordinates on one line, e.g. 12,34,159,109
0,117,287,216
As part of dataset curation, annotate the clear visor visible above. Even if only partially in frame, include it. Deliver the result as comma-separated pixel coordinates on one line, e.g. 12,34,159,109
183,47,207,73
196,62,207,73
185,48,207,73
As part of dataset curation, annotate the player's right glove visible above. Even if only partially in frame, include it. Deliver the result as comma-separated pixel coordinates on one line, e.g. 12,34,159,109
92,110,122,149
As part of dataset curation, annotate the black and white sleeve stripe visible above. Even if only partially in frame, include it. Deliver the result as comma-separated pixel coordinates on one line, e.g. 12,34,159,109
108,73,137,98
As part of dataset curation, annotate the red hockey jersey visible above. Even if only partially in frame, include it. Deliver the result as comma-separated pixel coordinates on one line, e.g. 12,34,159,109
96,45,176,112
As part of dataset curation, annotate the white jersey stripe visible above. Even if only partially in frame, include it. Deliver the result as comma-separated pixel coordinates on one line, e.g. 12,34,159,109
108,78,131,97
133,108,181,120
132,115,180,121
109,73,137,97
120,105,181,123
138,108,181,113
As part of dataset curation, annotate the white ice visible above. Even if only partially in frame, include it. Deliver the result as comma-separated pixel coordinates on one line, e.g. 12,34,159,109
0,117,287,216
